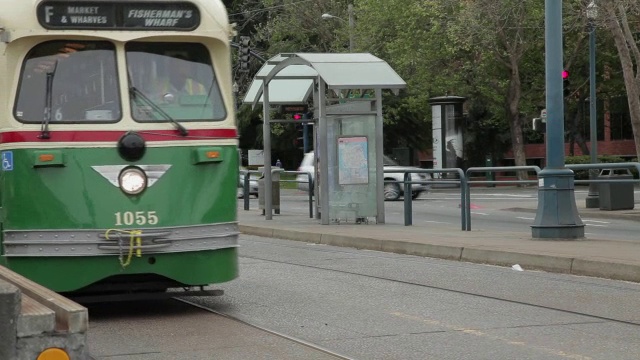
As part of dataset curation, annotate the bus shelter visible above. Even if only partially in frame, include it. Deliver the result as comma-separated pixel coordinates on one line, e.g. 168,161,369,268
243,53,406,225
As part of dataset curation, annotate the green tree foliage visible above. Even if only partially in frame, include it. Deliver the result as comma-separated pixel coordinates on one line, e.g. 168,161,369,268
355,0,463,153
227,0,634,170
446,0,546,177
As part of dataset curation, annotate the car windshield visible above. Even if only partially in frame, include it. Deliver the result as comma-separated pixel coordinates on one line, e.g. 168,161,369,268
126,42,226,122
15,40,120,123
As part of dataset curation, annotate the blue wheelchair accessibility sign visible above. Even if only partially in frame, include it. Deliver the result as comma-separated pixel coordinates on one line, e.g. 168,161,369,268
2,151,14,171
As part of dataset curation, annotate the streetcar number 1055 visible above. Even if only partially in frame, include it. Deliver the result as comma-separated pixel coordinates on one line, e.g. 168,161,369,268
115,211,159,226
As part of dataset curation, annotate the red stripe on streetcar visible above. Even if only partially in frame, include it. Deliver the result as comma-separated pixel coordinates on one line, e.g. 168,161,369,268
0,129,238,143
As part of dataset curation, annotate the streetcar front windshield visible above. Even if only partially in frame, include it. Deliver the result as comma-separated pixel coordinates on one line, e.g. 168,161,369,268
126,42,226,122
15,41,121,123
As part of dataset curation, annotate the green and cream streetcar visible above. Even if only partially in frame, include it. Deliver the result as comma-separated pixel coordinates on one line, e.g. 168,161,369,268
0,0,239,299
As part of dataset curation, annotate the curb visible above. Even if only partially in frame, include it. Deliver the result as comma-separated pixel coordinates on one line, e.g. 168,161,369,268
239,224,640,283
505,207,640,222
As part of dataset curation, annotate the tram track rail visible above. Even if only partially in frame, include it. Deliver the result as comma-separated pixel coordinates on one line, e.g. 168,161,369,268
237,239,640,328
87,295,353,359
174,297,354,360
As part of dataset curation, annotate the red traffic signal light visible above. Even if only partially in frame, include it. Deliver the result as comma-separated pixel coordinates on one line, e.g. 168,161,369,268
293,113,302,120
562,70,569,79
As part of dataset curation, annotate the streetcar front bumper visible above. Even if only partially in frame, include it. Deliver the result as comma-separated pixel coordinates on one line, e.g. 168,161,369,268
3,222,239,257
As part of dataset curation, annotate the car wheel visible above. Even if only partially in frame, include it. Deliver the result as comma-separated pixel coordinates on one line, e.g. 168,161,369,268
383,181,401,201
411,191,422,200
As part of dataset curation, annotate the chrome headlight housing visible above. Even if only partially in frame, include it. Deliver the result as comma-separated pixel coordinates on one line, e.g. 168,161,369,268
119,167,147,195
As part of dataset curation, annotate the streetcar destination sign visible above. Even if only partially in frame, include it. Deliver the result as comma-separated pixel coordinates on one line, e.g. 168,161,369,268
37,1,200,30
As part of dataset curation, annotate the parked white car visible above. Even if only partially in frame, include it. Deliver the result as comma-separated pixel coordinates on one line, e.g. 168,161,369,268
296,151,431,200
238,167,259,199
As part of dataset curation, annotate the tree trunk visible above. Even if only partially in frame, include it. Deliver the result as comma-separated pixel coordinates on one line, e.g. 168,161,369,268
507,65,528,180
569,94,591,156
604,2,640,160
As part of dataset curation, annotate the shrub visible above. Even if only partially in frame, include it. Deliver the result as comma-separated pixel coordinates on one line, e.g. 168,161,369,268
565,155,628,180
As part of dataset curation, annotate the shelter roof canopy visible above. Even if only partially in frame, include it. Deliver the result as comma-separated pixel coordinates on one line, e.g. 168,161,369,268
243,53,406,106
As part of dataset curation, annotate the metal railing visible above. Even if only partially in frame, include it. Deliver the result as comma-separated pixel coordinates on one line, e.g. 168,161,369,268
240,169,262,211
464,166,542,231
384,168,467,229
240,169,314,218
279,171,314,218
245,162,640,232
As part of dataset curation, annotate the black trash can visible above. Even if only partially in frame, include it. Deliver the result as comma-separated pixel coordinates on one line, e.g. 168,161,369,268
598,169,634,210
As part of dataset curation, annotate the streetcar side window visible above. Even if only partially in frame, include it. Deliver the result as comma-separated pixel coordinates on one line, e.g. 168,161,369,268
14,41,121,123
125,42,226,122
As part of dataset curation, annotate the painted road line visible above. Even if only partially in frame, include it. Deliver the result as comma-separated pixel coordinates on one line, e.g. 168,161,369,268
516,216,535,220
581,219,610,224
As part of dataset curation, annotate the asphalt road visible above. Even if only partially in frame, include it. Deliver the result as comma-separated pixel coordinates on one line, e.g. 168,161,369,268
416,188,640,241
271,187,640,242
184,234,640,360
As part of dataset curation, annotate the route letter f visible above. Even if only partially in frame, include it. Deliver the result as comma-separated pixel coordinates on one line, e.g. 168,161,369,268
44,6,54,23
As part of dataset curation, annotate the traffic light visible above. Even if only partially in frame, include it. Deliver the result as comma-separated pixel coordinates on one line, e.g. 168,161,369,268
292,112,311,121
295,124,304,149
238,36,250,72
291,111,313,150
562,69,570,97
302,112,313,152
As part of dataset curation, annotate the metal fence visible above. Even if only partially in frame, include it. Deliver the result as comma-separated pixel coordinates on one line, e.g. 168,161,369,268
243,162,640,231
396,162,639,231
240,169,313,218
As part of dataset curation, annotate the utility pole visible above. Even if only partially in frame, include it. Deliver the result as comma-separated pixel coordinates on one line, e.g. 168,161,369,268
531,0,585,239
585,0,599,208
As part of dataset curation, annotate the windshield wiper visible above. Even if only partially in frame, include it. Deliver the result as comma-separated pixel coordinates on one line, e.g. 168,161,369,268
39,59,58,139
127,73,188,137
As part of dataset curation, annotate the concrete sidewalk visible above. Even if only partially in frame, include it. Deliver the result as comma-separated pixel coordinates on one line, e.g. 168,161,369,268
238,200,640,283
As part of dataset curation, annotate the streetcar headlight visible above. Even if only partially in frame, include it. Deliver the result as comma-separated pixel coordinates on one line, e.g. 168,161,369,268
119,167,147,195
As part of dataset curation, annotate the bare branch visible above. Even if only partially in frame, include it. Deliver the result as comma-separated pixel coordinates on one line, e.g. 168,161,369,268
615,1,640,77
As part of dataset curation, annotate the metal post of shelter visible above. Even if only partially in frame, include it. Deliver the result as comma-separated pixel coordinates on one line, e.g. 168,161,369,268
318,77,330,225
313,82,321,220
262,82,273,220
312,79,324,220
375,88,385,224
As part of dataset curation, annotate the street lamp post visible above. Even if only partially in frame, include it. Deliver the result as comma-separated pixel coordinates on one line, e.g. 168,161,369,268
531,0,584,239
321,4,355,52
585,0,599,208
